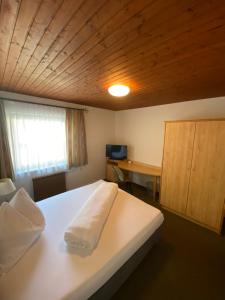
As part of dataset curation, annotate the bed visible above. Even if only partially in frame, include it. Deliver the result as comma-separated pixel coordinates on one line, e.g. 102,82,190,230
0,180,164,300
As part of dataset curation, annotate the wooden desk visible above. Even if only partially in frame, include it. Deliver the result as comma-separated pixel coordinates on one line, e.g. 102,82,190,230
107,160,161,201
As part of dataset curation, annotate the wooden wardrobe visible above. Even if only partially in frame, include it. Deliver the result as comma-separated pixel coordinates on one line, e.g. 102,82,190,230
161,119,225,233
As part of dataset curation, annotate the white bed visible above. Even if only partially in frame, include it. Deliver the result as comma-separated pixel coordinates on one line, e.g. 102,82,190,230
0,180,164,300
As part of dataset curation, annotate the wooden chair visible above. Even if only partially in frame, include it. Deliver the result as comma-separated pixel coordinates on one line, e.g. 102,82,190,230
112,166,132,194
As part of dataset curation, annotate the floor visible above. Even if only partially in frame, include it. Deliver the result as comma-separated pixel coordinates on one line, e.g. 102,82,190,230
112,184,225,300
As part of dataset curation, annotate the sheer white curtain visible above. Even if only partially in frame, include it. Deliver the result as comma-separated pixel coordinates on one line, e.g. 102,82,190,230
4,101,68,195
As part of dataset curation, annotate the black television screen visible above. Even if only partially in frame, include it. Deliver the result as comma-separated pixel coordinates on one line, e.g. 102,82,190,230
106,144,127,160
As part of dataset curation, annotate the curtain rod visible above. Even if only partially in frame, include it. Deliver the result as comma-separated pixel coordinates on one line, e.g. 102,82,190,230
0,97,88,111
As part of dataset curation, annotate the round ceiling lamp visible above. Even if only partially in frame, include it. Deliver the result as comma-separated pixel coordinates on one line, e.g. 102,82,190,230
108,84,130,97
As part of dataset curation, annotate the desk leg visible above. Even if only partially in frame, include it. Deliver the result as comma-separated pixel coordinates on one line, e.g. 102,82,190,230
158,176,160,201
153,176,157,201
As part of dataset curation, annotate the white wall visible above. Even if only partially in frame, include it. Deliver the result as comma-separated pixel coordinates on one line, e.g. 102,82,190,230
2,90,225,192
0,91,115,194
115,97,225,186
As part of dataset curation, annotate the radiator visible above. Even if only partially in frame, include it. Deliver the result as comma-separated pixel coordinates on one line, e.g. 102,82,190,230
32,172,66,201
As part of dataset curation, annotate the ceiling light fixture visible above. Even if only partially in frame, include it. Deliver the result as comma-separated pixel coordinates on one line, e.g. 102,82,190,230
108,84,130,97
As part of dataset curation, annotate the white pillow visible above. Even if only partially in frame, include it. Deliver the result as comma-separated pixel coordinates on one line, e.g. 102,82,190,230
0,189,17,205
10,188,45,228
0,188,45,276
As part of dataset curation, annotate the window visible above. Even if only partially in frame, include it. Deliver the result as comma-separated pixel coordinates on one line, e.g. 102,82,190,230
5,101,68,176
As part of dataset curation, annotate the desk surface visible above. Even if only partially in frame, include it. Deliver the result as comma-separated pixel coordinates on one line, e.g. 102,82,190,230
117,160,161,177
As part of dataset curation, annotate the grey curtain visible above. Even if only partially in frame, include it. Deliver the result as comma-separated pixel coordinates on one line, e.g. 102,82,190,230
0,101,15,179
66,109,88,168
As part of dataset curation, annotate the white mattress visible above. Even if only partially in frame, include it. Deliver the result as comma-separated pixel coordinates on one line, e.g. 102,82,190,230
0,180,164,300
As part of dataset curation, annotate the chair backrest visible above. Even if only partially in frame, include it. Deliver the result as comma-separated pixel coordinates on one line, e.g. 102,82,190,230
112,166,125,182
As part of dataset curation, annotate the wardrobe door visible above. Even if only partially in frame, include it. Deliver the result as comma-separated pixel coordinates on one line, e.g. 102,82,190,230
161,122,195,214
186,121,225,232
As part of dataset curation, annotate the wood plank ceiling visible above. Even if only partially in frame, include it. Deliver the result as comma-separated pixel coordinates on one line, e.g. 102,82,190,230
0,0,225,110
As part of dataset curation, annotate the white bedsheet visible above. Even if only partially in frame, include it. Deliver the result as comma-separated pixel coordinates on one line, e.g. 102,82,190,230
0,180,164,300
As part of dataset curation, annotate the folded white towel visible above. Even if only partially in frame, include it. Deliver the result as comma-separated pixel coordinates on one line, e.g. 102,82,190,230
0,188,45,276
64,181,118,255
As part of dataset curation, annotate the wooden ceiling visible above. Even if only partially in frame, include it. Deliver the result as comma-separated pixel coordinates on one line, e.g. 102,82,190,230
0,0,225,110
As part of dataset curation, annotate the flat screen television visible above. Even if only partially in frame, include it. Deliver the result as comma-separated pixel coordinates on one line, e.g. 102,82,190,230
106,144,127,160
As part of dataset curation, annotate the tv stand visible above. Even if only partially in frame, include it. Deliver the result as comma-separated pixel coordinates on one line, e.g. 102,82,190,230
107,159,124,164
